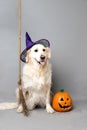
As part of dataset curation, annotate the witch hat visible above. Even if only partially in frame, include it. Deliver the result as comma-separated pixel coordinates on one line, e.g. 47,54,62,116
20,32,50,62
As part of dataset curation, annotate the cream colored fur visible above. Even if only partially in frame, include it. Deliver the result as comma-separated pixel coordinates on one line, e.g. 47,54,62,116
17,44,54,113
0,103,17,110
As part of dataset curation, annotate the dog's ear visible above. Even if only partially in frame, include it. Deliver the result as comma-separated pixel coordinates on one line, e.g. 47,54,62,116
26,50,31,63
46,47,51,59
26,56,29,63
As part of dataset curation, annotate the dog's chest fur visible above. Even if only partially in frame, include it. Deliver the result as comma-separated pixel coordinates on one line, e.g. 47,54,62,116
22,63,51,91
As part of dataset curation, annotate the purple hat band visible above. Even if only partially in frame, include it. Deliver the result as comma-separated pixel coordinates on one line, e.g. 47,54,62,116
20,32,50,63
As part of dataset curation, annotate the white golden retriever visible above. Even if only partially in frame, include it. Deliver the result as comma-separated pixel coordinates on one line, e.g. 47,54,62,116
16,44,54,113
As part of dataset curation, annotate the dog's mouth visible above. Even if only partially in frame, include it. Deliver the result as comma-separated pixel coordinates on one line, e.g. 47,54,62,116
35,59,46,66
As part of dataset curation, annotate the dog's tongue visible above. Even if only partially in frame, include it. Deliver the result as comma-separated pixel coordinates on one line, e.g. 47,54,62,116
40,61,45,65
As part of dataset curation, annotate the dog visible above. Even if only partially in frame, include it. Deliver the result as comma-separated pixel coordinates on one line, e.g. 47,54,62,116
16,43,54,114
0,32,54,114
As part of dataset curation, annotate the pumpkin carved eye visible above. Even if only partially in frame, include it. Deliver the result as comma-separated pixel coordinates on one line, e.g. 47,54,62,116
67,98,69,100
60,98,64,101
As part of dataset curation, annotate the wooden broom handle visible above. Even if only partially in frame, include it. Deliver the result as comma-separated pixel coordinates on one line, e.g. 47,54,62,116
18,0,28,116
18,0,21,81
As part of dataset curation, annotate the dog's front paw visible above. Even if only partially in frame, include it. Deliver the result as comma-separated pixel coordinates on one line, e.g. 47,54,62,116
46,104,55,114
17,104,23,113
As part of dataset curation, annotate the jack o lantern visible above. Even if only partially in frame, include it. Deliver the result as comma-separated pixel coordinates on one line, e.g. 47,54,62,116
52,89,73,112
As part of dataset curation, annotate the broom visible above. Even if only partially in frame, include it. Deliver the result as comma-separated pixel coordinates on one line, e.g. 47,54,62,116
18,0,28,116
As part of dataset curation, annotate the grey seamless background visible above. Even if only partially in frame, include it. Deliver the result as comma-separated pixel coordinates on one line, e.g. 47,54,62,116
0,0,87,101
0,1,87,130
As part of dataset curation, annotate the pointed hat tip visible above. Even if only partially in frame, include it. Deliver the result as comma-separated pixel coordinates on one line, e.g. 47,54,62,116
26,32,28,35
26,32,32,42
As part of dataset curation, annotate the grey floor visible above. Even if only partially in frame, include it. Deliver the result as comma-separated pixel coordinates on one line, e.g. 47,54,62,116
0,100,87,130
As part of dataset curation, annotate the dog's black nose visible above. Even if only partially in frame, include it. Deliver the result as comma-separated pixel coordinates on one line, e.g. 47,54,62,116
40,55,45,60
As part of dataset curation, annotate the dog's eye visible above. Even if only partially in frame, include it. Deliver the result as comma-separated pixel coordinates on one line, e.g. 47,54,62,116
43,49,45,52
34,49,38,52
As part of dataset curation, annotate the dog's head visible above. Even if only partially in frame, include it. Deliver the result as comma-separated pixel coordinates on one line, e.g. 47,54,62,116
26,44,51,66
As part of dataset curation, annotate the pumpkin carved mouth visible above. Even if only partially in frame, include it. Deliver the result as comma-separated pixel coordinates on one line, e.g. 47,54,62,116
58,103,71,109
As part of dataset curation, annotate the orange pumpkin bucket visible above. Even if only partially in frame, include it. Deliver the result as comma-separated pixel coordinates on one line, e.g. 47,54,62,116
52,89,73,112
